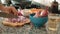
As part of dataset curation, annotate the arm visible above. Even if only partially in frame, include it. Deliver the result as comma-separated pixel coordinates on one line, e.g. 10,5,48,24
0,4,18,15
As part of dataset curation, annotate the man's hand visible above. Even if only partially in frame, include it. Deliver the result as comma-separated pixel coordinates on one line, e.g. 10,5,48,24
0,4,18,15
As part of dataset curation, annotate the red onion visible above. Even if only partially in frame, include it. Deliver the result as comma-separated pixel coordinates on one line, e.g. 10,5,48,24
18,12,22,16
11,18,17,23
20,16,26,21
40,10,48,17
8,18,12,22
34,11,41,18
18,10,23,16
17,18,21,22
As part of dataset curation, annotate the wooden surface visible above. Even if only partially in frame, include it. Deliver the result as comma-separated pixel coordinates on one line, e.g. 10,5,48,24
2,18,30,27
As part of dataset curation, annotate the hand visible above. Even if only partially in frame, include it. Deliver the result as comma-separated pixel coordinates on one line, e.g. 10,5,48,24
8,6,18,15
0,4,18,15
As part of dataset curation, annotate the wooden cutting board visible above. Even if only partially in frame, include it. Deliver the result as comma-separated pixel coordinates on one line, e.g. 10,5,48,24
2,18,30,27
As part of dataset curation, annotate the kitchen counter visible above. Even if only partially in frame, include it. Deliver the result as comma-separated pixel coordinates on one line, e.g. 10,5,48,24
0,12,60,34
0,12,47,34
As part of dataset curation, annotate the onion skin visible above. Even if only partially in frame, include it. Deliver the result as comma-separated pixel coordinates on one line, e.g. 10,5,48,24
7,16,26,23
18,12,22,16
34,11,41,18
34,10,48,18
18,10,23,16
40,10,48,17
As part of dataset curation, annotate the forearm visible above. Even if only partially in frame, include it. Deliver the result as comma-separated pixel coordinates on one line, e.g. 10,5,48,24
0,4,5,11
9,6,18,15
0,4,18,15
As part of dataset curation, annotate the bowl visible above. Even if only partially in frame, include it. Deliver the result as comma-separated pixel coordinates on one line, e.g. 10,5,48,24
29,13,48,28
